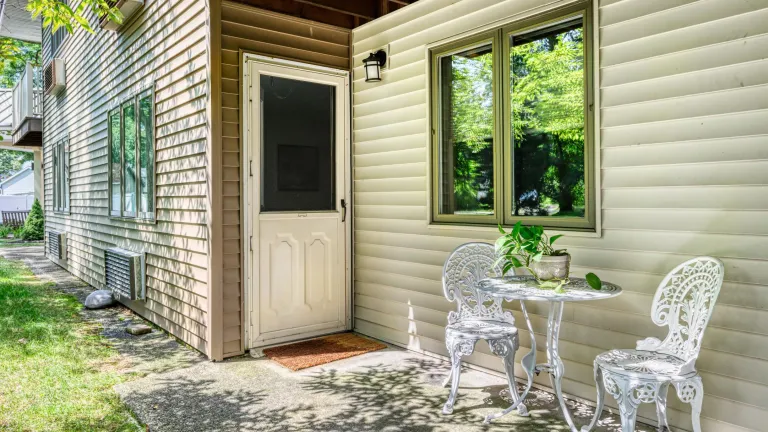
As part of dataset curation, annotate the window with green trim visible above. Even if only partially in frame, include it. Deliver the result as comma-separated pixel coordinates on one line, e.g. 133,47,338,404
109,88,155,220
431,2,595,230
52,138,69,213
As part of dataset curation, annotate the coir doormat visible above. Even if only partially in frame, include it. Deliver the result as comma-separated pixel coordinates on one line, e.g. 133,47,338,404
263,333,387,371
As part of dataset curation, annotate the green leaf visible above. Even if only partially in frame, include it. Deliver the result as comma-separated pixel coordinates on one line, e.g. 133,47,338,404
549,234,564,245
586,273,602,290
509,256,523,267
519,226,532,240
494,236,506,252
498,224,506,234
502,262,513,276
512,221,522,238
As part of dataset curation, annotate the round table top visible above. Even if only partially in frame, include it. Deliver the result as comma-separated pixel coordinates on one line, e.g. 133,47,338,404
478,276,622,302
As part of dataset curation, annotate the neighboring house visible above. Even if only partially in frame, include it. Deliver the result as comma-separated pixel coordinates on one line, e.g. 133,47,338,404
0,160,34,195
39,1,768,431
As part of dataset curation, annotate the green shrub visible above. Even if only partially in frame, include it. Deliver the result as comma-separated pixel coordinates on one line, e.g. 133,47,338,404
0,225,11,238
20,199,44,241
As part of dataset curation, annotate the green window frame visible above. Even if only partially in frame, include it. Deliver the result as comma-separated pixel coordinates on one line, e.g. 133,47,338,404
430,2,595,230
108,87,155,221
52,137,69,213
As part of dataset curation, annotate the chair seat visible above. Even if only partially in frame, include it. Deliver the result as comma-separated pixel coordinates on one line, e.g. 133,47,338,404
596,349,690,379
446,320,518,340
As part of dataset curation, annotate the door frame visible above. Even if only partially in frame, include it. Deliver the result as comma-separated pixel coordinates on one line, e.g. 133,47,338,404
242,53,352,349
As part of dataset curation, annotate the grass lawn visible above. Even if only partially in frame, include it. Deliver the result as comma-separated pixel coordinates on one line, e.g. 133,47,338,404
0,239,44,248
0,257,141,431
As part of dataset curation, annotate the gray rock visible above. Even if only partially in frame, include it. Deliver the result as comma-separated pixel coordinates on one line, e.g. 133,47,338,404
84,290,115,309
126,324,152,336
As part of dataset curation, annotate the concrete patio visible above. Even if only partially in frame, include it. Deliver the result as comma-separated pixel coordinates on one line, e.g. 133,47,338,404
2,245,652,432
118,346,657,432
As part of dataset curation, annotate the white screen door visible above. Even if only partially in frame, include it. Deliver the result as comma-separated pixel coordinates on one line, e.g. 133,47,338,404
245,57,350,348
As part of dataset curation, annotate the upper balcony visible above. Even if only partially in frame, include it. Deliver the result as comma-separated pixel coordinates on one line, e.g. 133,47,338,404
0,89,12,138
9,63,43,147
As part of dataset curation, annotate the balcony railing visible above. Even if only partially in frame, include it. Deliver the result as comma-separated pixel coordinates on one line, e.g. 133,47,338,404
12,63,43,133
0,89,12,133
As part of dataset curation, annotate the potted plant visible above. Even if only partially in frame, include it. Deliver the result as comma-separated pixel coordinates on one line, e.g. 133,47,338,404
495,221,602,292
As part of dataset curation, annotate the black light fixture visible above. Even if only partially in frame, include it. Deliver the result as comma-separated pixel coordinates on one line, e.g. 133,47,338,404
363,50,387,82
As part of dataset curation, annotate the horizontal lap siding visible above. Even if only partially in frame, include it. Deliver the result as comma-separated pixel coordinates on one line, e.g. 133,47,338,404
218,1,351,357
351,0,768,430
43,0,210,354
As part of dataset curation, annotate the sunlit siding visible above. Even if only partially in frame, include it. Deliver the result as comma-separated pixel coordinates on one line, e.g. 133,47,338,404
42,0,210,354
351,0,768,430
217,1,350,357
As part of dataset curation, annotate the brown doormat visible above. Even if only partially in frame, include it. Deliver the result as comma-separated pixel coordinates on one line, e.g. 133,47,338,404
263,333,387,371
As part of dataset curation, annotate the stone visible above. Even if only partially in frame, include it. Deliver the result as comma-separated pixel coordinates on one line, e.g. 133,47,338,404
84,290,115,309
126,324,152,336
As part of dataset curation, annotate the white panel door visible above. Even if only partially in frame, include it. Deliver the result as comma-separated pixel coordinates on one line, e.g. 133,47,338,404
246,58,350,347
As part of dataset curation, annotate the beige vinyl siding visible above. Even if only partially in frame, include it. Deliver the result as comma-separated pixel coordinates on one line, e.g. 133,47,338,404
351,0,768,430
217,1,351,357
42,0,211,354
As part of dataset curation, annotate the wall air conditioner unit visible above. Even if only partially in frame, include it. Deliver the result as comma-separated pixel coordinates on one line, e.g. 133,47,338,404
47,230,66,261
100,0,144,31
43,58,66,96
104,247,146,301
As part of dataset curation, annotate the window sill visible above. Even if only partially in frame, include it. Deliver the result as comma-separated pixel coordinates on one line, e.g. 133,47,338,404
427,222,602,238
109,216,157,225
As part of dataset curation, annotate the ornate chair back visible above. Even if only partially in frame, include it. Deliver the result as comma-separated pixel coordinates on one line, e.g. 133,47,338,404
645,256,725,371
442,242,514,326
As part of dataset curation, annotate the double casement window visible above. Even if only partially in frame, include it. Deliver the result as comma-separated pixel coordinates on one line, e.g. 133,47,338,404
109,88,155,220
431,2,595,230
52,138,70,213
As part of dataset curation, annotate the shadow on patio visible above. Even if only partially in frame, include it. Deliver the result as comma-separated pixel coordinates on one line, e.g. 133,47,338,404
116,347,647,432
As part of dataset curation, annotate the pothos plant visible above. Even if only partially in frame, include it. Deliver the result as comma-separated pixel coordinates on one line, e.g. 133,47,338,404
494,221,602,292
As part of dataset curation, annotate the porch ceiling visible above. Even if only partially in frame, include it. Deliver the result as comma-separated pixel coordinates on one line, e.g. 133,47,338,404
0,0,40,43
231,0,419,29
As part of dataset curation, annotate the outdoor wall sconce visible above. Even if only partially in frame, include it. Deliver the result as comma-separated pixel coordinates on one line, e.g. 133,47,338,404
363,50,387,82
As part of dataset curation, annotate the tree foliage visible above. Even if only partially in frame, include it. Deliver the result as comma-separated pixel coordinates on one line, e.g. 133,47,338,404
27,0,123,34
446,49,494,213
510,27,586,216
0,40,41,88
0,150,33,179
21,198,45,241
444,25,587,218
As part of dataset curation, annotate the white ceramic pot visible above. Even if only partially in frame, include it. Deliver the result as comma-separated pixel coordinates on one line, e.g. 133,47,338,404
529,254,570,281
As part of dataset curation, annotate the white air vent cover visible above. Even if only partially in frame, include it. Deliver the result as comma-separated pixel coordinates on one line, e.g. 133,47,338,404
101,0,144,31
47,230,66,260
43,58,66,96
104,247,145,301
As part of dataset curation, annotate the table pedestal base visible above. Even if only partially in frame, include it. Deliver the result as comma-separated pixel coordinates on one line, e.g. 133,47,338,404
485,301,580,432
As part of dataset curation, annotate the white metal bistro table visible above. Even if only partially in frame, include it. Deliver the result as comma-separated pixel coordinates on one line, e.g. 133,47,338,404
477,276,622,431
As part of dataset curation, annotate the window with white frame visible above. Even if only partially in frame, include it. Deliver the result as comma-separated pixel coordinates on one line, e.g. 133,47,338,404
52,138,70,213
109,88,155,220
430,2,595,230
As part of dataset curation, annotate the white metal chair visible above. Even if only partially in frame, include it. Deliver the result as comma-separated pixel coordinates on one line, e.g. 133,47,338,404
582,257,725,432
441,242,526,416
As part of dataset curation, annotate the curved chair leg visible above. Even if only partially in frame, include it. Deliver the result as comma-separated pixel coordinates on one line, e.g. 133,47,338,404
602,373,643,432
674,376,704,432
655,382,670,432
443,337,475,415
618,401,639,432
441,369,452,388
487,338,528,418
580,363,605,432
